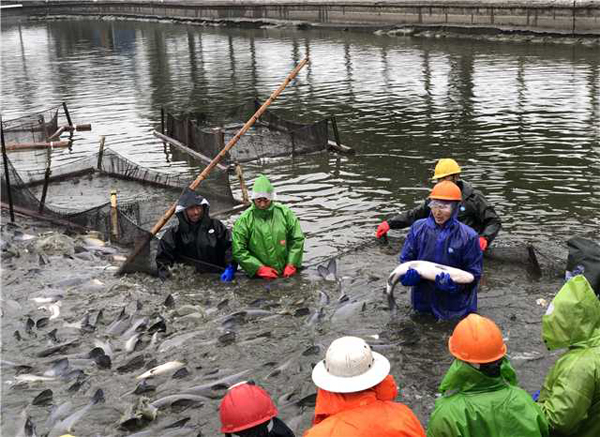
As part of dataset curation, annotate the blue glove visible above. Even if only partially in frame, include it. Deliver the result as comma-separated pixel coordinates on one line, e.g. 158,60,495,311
400,268,421,286
435,273,459,293
220,264,236,283
532,390,540,402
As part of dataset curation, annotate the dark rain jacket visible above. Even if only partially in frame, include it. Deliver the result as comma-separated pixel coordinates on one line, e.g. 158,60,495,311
388,180,501,244
228,417,295,437
156,190,233,273
232,201,304,277
538,275,600,437
427,359,549,437
304,375,425,437
400,207,482,320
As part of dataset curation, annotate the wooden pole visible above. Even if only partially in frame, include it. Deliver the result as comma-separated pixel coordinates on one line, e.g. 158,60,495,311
117,57,309,275
110,189,119,241
161,107,165,135
39,147,52,214
0,117,15,222
152,130,229,171
331,115,342,147
5,141,71,151
235,163,250,205
97,136,106,170
62,102,73,127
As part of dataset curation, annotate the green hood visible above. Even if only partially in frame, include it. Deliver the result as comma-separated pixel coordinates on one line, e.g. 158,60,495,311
542,275,600,350
439,358,518,394
252,174,274,200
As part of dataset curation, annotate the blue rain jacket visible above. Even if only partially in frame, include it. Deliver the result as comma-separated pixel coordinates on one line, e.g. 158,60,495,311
400,208,482,320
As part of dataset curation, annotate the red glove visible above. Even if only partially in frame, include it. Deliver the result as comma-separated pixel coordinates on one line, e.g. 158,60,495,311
479,236,488,251
283,264,297,278
376,221,390,239
256,266,278,280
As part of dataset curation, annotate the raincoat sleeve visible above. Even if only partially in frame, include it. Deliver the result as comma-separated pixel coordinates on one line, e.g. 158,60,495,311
538,354,595,435
388,200,429,229
232,213,263,276
473,193,501,244
156,227,178,269
284,208,305,267
399,222,420,263
426,408,463,437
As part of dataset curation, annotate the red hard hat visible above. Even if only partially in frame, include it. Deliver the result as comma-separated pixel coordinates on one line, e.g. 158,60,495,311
219,382,278,433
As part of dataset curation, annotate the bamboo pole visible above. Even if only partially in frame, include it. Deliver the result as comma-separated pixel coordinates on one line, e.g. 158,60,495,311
110,189,119,241
97,136,106,170
235,163,250,205
117,57,309,275
5,140,71,151
152,130,229,171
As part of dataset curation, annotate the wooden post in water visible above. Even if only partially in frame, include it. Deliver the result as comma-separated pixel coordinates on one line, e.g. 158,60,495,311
161,107,165,135
97,136,106,170
62,102,73,127
110,189,120,241
235,163,250,205
0,117,15,222
331,115,342,148
39,147,52,214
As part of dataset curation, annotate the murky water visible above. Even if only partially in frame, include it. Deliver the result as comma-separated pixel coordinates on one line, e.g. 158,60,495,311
1,17,598,436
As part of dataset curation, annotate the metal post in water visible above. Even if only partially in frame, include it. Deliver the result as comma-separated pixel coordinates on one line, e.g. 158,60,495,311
331,115,342,148
110,189,119,241
0,117,15,222
62,102,73,127
97,135,106,170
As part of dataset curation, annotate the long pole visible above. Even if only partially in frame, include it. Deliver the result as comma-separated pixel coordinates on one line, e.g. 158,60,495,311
1,117,15,222
118,57,309,275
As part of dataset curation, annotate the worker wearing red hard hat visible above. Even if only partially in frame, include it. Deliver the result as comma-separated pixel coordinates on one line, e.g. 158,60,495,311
220,381,295,437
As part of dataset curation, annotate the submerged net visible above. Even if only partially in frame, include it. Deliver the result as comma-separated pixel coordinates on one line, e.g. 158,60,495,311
165,99,331,163
2,105,60,144
1,148,242,275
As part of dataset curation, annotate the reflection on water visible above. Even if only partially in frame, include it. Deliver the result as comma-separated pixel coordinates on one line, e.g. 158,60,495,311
2,19,598,262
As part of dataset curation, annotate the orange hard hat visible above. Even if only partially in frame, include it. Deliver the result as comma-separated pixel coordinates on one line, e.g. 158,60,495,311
429,180,462,201
448,314,507,363
220,382,277,433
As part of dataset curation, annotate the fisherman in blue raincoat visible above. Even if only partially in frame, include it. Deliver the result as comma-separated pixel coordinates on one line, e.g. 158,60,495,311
399,180,482,320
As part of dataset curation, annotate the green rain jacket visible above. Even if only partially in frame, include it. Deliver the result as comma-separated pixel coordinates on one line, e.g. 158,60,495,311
232,177,304,276
538,275,600,437
427,359,549,437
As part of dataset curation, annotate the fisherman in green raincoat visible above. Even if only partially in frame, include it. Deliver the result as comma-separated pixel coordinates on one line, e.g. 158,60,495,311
232,174,304,279
536,275,600,437
427,313,549,437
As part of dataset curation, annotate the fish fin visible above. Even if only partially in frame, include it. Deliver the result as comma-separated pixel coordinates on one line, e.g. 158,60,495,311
327,258,337,279
317,264,329,279
91,388,105,404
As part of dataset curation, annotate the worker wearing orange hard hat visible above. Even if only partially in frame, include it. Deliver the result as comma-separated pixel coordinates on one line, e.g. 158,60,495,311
427,314,549,437
398,181,483,320
377,158,501,252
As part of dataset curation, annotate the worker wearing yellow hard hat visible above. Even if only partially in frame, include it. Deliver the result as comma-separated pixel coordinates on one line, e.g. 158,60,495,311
376,158,501,252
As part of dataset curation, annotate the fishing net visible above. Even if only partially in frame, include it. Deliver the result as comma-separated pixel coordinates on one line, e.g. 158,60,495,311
1,104,60,144
165,99,331,163
1,147,242,275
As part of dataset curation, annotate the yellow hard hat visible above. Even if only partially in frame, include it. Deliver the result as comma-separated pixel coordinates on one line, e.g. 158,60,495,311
432,159,461,180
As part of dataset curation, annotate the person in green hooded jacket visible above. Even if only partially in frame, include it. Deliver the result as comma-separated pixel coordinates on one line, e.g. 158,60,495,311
232,174,305,279
427,313,549,437
536,275,600,437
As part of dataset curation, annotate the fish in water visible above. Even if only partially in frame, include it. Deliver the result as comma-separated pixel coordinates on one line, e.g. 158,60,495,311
386,260,475,311
47,389,104,437
318,258,348,302
136,361,186,380
32,389,53,406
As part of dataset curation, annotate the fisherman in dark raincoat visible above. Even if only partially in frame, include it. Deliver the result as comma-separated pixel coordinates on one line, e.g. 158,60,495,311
156,188,235,281
398,180,482,320
377,158,501,252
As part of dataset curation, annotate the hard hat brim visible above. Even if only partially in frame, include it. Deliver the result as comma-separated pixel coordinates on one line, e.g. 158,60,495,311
311,351,390,393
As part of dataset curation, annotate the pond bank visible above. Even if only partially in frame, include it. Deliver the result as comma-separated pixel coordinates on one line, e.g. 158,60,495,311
3,0,600,38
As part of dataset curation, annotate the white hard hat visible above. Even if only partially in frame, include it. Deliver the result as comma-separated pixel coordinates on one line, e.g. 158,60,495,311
311,336,390,393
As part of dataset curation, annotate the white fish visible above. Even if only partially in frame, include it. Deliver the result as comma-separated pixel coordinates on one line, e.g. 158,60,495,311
30,297,59,304
124,333,141,353
39,302,61,319
45,400,73,429
82,237,106,247
386,260,475,311
136,361,185,380
14,374,56,384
